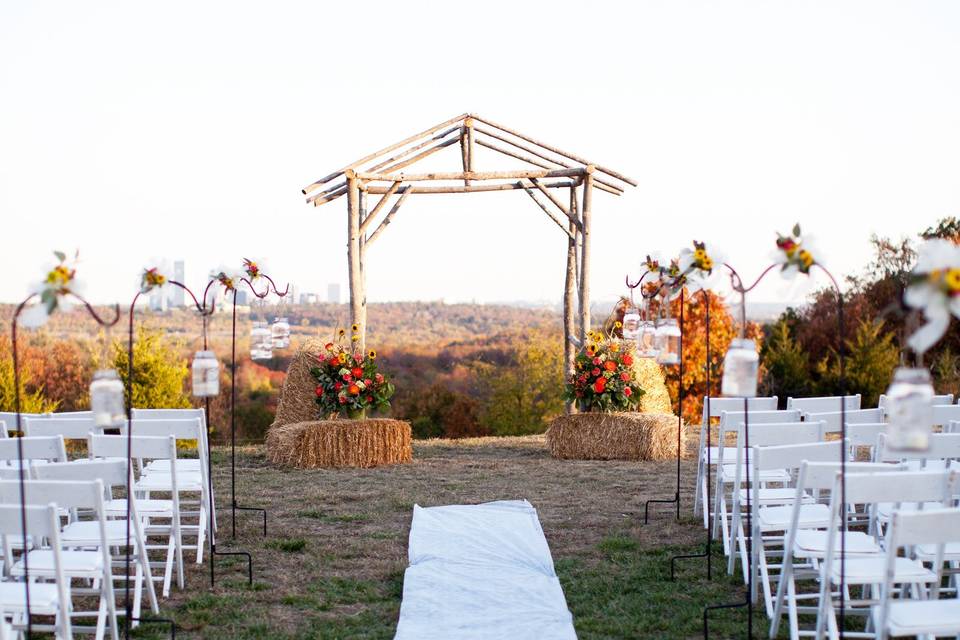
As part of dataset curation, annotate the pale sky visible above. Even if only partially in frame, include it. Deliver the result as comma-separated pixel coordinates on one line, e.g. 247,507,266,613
2,1,958,307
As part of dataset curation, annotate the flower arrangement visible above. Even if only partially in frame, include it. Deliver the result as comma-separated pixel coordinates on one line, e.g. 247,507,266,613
904,238,960,355
678,240,724,292
140,267,168,293
20,251,81,328
309,326,395,419
242,258,262,280
774,224,818,277
565,334,645,412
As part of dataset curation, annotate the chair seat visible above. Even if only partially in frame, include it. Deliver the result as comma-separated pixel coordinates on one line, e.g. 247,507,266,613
872,598,960,636
830,557,936,585
738,488,812,505
877,501,945,522
61,519,131,545
703,447,739,464
720,465,790,483
104,498,173,515
13,549,103,575
135,473,203,492
0,581,60,611
757,504,830,530
144,459,202,473
915,541,960,561
793,530,882,557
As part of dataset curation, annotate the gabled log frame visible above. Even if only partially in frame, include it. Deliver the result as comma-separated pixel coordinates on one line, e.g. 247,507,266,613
302,114,635,404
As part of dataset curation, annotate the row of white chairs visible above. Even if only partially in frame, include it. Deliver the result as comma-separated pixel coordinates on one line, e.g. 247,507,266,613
0,408,217,639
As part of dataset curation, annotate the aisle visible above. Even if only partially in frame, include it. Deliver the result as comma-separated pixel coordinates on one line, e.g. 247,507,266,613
394,500,577,640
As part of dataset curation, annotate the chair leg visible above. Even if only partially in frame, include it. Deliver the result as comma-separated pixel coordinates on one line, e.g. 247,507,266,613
162,535,174,598
195,506,206,564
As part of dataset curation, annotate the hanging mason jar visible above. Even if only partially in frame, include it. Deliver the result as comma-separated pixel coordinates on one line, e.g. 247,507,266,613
655,319,681,365
90,369,126,428
638,320,659,358
271,317,291,349
250,322,273,360
884,367,934,452
192,350,220,397
721,338,759,397
622,310,641,342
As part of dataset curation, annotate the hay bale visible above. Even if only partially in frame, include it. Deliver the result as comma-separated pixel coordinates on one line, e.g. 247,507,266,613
265,419,413,469
272,338,325,429
633,358,672,414
546,412,686,461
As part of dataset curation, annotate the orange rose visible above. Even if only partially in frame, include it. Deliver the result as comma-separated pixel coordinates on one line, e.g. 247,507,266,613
603,360,617,372
348,384,360,395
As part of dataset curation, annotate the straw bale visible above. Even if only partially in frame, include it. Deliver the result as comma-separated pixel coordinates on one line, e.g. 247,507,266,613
546,412,685,461
632,357,672,414
266,419,412,468
272,338,326,429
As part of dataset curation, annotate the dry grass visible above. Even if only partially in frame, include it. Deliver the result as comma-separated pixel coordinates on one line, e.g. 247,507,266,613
139,436,763,639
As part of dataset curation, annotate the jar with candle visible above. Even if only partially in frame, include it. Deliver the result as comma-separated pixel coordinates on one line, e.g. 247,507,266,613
192,350,220,397
721,338,759,397
90,369,125,428
884,367,934,452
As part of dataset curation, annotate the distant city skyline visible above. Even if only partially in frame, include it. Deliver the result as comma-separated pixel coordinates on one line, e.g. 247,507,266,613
2,2,958,309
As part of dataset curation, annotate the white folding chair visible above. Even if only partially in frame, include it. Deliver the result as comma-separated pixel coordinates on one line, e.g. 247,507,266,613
787,395,861,414
878,394,953,416
815,470,960,639
932,404,960,429
803,408,885,436
0,503,73,639
130,409,207,475
694,396,778,521
727,421,824,580
845,423,886,461
871,507,960,639
770,460,901,640
711,409,801,550
122,419,210,564
1,479,119,640
0,436,67,471
29,460,160,623
89,434,185,597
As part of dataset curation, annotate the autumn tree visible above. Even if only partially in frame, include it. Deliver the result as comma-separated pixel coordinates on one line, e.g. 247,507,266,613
113,326,191,410
0,338,59,415
816,319,899,407
760,318,812,402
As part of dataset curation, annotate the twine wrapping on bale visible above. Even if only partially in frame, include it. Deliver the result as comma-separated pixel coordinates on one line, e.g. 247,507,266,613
272,338,327,430
546,412,686,461
266,419,413,469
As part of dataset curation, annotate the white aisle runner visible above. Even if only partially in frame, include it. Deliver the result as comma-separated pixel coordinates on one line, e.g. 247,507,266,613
394,500,577,640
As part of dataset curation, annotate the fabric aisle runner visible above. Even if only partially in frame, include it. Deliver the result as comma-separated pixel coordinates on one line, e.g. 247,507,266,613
393,499,577,640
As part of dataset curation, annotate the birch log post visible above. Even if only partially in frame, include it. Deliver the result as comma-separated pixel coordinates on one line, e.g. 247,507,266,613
578,167,594,343
564,185,579,414
346,172,366,352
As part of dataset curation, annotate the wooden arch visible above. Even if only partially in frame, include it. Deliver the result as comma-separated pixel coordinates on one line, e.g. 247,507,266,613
301,113,637,377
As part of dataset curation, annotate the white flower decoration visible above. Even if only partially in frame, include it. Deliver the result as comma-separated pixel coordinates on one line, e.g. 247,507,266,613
679,240,726,293
905,239,960,355
773,225,821,280
19,251,82,328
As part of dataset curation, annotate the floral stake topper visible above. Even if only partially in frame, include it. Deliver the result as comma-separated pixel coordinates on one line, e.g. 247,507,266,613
678,240,725,292
242,258,262,280
20,250,81,327
774,224,819,278
904,238,960,356
140,267,168,294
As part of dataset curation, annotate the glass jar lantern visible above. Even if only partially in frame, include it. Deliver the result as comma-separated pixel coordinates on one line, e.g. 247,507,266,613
271,317,291,349
884,367,934,452
637,320,658,358
655,319,681,365
721,338,759,398
192,350,220,397
622,310,641,342
250,322,273,360
90,369,126,428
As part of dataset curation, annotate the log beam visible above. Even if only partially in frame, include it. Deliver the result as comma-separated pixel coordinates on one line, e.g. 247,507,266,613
564,184,579,414
356,167,584,183
364,180,576,194
578,167,594,343
530,177,581,229
520,181,575,240
366,186,413,247
365,125,460,173
346,173,366,351
376,137,459,175
359,181,401,234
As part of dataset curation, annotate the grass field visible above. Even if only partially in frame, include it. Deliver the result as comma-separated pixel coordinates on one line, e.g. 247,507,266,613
134,436,774,639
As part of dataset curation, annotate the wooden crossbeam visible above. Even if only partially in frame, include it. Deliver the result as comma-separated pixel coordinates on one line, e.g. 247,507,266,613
529,178,582,230
302,113,468,194
365,125,460,173
470,113,638,187
356,167,584,183
359,181,401,234
310,184,348,206
366,186,414,246
376,137,459,175
364,180,576,194
474,125,624,195
520,181,575,240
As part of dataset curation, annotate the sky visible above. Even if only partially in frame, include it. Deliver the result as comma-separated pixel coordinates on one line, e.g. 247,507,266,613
1,1,959,308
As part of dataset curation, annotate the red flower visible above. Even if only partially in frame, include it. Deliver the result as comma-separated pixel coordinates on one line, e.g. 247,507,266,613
364,379,372,386
592,357,602,365
620,372,630,382
593,379,606,393
366,395,373,402
343,374,352,383
576,390,584,397
375,373,384,383
592,368,601,376
334,381,343,391
604,360,617,372
578,374,587,383
622,354,633,366
348,384,361,395
352,367,363,378
315,385,323,396
328,356,339,365
353,353,363,363
339,396,347,404
324,343,334,351
624,387,633,397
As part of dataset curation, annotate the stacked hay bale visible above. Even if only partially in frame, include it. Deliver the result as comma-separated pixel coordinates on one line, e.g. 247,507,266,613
266,339,412,468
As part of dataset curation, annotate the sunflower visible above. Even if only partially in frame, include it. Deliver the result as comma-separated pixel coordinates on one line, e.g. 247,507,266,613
351,323,360,333
338,328,346,337
368,349,377,360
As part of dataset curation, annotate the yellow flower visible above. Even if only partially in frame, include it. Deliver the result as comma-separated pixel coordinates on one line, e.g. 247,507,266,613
701,256,714,271
609,342,620,353
337,353,347,364
338,328,346,337
798,249,814,269
614,321,622,329
946,269,960,292
351,323,360,333
46,265,73,288
351,335,360,342
368,349,377,360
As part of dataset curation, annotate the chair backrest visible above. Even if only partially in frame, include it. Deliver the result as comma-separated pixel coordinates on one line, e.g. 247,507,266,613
876,433,960,464
878,394,954,412
32,458,128,488
0,502,61,539
845,422,886,448
803,408,884,434
22,416,99,439
735,421,823,449
838,469,959,507
786,394,861,413
0,477,104,511
0,412,51,432
0,419,6,438
717,410,803,447
89,434,177,462
797,460,903,492
751,440,846,473
701,396,778,423
122,417,204,442
932,404,960,427
0,435,67,463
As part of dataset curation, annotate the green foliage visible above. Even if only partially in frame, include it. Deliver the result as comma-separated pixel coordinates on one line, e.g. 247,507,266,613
760,318,811,401
931,346,960,397
113,326,190,409
401,383,486,439
816,319,899,407
475,331,566,435
0,348,59,414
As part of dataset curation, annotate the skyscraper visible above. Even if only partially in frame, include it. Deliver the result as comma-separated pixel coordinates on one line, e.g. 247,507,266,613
327,283,341,304
168,260,186,307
